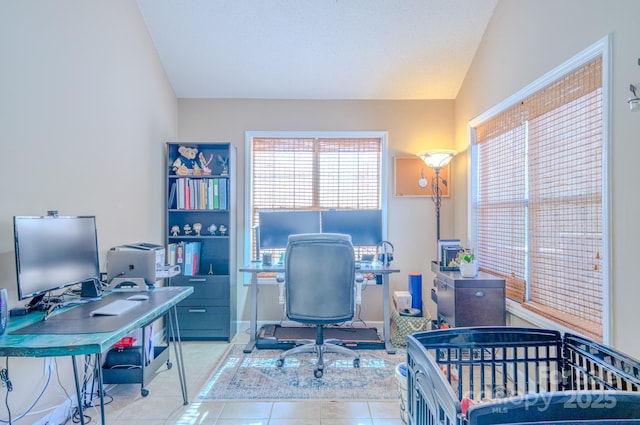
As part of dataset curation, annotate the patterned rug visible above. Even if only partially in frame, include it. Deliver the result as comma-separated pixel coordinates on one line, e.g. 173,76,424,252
196,344,405,401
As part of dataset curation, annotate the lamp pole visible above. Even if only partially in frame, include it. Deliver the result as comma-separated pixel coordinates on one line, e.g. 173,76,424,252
433,167,442,241
416,149,457,246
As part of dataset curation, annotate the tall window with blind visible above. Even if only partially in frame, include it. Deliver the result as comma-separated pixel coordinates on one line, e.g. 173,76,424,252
471,47,607,342
247,133,385,261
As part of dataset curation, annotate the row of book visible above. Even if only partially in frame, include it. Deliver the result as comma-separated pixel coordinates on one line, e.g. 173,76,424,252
167,241,201,276
168,177,228,210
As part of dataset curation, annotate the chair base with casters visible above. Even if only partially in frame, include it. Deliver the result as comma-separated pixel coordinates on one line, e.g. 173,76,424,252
276,325,360,378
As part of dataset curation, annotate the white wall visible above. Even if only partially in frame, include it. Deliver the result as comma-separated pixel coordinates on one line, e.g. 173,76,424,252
454,0,640,357
0,0,176,421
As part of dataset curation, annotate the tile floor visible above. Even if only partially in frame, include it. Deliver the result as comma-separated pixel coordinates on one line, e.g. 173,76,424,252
101,333,405,425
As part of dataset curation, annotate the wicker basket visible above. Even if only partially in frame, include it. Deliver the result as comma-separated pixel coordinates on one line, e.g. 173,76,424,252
390,308,431,347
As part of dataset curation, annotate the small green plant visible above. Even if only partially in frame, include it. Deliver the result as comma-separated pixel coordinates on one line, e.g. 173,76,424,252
455,251,475,264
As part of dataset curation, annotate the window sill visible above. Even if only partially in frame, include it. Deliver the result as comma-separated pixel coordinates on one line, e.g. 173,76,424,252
506,299,576,336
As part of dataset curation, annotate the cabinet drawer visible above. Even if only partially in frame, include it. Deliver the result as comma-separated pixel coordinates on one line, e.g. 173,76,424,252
178,305,230,336
169,275,229,306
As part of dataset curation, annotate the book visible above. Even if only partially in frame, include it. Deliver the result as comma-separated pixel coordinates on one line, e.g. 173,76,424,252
219,178,228,210
213,178,220,210
167,243,177,265
183,241,201,276
168,181,177,209
207,179,214,210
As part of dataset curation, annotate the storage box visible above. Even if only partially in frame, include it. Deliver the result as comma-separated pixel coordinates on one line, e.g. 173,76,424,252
393,291,412,310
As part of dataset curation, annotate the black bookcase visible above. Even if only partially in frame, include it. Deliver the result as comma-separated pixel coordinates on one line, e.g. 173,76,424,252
165,142,236,341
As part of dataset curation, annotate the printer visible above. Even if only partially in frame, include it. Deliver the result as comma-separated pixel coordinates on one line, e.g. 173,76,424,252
107,243,180,291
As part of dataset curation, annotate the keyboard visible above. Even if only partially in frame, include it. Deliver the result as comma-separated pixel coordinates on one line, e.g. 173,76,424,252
89,299,140,316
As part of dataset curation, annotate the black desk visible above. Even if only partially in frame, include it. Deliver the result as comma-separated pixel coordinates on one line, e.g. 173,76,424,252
0,286,193,425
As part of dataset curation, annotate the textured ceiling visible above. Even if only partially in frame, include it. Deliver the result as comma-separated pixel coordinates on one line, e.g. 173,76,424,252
136,0,497,100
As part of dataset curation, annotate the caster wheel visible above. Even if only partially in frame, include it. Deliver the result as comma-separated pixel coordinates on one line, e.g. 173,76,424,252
276,358,284,368
314,368,324,378
166,361,173,370
141,388,149,397
354,358,360,368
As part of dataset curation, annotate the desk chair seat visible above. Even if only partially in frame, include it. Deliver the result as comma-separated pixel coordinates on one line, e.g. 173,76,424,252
275,233,360,378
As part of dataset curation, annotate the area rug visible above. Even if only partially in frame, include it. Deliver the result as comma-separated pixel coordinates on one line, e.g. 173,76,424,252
196,344,405,401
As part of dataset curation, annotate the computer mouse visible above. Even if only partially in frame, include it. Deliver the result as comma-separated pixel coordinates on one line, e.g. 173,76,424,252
127,294,149,301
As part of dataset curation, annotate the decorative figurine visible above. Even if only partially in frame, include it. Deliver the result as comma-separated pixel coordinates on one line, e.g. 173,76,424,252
207,223,217,235
171,225,180,236
217,155,229,176
193,222,202,236
172,145,201,176
183,223,192,235
198,152,213,175
218,224,228,236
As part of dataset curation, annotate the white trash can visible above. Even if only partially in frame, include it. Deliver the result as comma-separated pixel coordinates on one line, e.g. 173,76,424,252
395,362,408,424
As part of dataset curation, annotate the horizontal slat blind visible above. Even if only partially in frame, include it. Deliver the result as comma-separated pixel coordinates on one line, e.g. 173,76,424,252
251,137,382,256
526,59,603,341
474,57,603,341
476,126,527,302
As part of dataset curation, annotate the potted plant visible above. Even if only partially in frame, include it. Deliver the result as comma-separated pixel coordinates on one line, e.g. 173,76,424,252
455,251,478,278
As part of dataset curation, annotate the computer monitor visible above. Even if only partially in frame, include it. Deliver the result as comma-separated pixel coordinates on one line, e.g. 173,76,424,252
13,215,101,310
320,209,383,246
258,210,321,249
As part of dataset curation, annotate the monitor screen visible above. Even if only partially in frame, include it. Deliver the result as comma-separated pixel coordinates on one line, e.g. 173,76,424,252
258,211,321,249
13,216,100,303
321,209,383,246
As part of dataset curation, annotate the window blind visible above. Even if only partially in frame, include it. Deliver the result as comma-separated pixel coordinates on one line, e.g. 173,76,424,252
251,137,382,256
474,57,603,341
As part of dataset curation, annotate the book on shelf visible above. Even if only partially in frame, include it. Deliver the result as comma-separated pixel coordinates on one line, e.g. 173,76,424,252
168,181,177,209
219,178,227,210
213,178,220,209
167,243,177,265
173,177,229,211
182,241,201,276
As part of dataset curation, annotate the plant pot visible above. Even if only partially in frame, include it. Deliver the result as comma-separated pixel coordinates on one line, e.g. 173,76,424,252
459,261,478,278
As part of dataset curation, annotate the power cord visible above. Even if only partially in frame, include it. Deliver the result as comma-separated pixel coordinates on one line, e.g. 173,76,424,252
0,367,12,392
2,358,13,424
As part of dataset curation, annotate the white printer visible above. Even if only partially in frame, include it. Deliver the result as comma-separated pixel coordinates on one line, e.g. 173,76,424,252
107,243,180,291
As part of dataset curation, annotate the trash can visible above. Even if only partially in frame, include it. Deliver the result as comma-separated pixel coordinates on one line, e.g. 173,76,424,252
395,362,408,424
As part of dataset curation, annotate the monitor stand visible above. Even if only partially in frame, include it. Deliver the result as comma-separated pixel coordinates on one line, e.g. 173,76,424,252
109,278,148,292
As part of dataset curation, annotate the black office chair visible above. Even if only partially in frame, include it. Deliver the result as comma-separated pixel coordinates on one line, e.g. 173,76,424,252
275,233,360,378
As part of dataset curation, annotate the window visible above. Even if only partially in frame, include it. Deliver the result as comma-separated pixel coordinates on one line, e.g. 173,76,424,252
469,39,608,342
245,131,388,264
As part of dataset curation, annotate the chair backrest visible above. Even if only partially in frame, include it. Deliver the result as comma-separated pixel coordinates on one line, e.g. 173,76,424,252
284,233,355,325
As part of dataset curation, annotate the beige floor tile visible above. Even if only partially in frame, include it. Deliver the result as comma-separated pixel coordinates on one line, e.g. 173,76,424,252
371,419,404,425
368,401,401,418
220,401,274,418
268,419,321,425
320,419,373,425
214,419,269,425
320,401,371,419
270,401,322,419
167,400,225,424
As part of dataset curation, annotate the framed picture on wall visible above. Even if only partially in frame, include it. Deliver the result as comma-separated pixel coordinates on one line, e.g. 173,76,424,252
394,156,450,197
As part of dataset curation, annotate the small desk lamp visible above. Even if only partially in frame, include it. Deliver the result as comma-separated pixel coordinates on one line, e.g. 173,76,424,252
416,149,457,241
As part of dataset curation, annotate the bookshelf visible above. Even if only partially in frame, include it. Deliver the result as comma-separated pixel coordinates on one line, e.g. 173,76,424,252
165,142,236,341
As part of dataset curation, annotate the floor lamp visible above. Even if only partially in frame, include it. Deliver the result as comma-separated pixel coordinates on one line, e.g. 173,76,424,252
416,149,457,242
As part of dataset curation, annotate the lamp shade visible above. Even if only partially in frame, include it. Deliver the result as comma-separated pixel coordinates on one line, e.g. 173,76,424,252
417,149,457,169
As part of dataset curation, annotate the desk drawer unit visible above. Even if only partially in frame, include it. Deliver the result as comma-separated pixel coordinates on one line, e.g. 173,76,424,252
168,275,232,340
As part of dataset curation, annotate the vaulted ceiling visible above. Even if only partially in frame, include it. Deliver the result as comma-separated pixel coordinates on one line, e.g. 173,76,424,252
136,0,497,100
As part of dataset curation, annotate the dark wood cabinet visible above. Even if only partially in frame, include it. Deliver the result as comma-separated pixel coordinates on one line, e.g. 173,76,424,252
431,261,505,328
